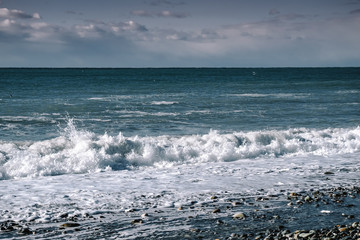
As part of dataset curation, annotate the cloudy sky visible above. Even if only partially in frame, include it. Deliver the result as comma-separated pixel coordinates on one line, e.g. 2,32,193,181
0,0,360,67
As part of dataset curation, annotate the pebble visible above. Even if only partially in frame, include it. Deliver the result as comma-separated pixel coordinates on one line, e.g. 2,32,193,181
304,196,312,202
290,192,299,197
125,208,137,213
60,222,81,228
131,219,143,225
298,231,314,238
212,208,221,213
232,212,246,219
260,222,360,239
141,213,149,218
231,201,242,206
216,220,224,225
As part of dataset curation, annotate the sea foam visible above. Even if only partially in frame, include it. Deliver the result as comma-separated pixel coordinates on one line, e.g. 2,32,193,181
0,119,359,180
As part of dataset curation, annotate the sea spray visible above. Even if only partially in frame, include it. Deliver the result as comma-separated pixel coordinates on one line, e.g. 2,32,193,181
0,119,359,180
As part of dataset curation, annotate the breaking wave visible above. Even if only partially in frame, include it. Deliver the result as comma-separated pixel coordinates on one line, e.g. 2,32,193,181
0,119,359,180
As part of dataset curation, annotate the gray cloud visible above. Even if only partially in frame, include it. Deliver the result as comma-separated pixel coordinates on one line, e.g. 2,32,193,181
349,8,360,14
149,0,185,6
1,2,360,67
0,8,40,19
66,10,83,16
131,9,189,18
131,10,153,17
269,9,280,15
346,0,360,4
0,12,149,45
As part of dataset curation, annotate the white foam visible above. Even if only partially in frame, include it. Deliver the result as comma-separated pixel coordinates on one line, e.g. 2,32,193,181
87,95,133,101
185,110,211,115
0,119,359,180
227,93,310,99
0,115,51,122
228,93,268,97
112,110,179,117
0,152,359,224
336,90,359,94
150,101,178,105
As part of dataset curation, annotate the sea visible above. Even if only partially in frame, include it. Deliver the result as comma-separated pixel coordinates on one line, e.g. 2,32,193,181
0,68,360,238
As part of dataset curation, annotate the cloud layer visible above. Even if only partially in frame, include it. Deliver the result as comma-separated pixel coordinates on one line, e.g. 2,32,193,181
0,1,360,67
131,9,189,18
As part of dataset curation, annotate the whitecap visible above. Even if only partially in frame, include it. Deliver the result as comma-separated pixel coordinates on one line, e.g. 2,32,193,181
150,101,178,105
0,119,359,180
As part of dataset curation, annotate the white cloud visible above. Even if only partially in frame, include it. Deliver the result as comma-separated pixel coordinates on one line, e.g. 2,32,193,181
121,20,148,32
0,8,40,19
157,10,188,18
0,18,14,27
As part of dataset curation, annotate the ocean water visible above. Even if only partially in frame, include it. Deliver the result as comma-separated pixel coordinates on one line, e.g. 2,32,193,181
0,68,360,238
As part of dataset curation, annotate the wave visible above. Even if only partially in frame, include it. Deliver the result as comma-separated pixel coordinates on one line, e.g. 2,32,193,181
150,101,178,105
111,110,179,117
0,119,359,180
227,93,310,99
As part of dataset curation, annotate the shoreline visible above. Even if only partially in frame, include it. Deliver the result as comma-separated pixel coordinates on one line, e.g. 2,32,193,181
1,186,359,239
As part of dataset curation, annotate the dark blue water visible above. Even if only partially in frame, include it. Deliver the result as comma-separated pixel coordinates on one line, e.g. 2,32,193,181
0,68,359,141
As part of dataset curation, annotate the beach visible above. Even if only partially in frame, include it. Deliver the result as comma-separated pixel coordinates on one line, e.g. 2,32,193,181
1,185,360,239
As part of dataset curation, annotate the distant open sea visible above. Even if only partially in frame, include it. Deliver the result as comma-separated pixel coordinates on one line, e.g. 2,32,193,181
0,68,360,238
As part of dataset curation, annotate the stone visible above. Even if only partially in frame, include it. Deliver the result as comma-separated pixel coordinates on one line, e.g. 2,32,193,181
216,220,224,225
230,233,240,238
131,219,143,224
299,232,314,238
212,208,221,213
304,196,312,202
18,227,32,235
141,213,149,218
339,227,347,232
125,208,137,213
232,212,246,219
59,213,69,218
60,222,81,228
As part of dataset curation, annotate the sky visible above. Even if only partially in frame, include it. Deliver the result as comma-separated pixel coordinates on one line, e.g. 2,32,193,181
0,0,360,67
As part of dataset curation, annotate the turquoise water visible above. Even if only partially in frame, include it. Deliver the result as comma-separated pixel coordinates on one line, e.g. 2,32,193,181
1,68,359,141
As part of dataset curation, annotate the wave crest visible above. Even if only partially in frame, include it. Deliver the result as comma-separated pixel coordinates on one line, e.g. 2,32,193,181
0,119,359,180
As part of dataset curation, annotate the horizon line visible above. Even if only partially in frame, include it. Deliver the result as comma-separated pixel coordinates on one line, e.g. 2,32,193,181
0,66,359,69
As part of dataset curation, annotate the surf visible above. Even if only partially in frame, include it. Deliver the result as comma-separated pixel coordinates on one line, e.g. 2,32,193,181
0,119,359,180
